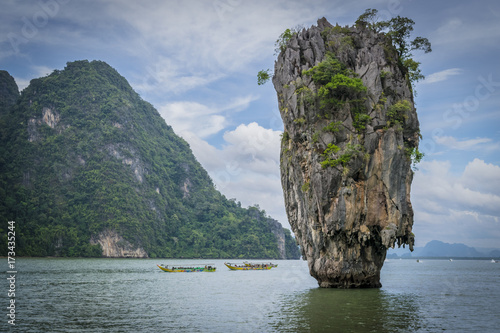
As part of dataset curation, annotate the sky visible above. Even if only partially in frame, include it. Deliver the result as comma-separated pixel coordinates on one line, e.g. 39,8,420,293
1,0,499,249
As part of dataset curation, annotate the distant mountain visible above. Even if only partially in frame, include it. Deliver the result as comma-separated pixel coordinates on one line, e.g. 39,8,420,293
417,240,483,257
0,60,300,259
387,240,499,258
488,249,500,257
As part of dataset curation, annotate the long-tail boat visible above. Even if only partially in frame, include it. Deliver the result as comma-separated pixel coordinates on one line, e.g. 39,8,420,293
157,264,216,272
224,262,272,270
243,261,278,268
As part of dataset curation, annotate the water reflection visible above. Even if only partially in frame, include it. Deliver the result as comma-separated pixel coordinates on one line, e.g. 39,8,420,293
272,288,422,332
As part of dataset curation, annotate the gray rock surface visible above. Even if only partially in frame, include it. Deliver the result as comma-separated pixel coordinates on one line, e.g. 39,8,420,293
91,229,148,258
273,18,420,288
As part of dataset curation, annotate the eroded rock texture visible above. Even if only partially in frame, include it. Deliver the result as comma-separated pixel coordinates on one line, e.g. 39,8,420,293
273,18,420,288
91,229,148,258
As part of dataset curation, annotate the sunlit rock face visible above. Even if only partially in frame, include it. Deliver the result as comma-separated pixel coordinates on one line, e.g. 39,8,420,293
273,18,420,288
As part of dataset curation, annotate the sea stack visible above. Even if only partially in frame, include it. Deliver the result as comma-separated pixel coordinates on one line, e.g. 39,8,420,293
273,18,420,287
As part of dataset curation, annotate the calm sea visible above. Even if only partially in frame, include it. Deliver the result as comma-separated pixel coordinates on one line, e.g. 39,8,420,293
2,258,499,332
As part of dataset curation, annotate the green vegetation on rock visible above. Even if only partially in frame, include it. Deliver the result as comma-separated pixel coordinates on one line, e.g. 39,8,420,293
386,99,411,127
302,53,369,132
356,8,431,92
405,146,424,171
275,27,301,55
257,69,272,86
321,143,364,169
257,26,302,85
0,70,19,115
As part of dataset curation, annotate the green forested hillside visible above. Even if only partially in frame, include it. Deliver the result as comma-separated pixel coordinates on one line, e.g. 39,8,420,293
0,60,300,259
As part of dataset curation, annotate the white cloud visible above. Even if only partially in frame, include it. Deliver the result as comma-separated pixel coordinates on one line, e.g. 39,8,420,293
431,14,500,50
423,68,463,84
159,101,227,139
414,208,500,249
32,65,53,77
223,122,280,163
432,18,463,45
412,159,500,248
132,58,225,95
158,95,257,139
156,92,286,226
107,0,327,95
199,122,282,192
156,94,282,213
461,158,500,195
414,160,500,215
212,123,286,227
173,120,287,229
14,65,54,91
13,77,30,91
434,136,496,150
220,95,259,113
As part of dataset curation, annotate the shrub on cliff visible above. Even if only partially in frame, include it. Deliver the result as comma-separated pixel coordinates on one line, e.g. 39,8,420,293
356,8,431,91
302,53,369,131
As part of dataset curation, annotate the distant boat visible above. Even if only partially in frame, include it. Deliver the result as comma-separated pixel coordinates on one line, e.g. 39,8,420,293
224,262,272,270
157,264,216,272
243,261,278,268
449,259,453,261
491,259,499,263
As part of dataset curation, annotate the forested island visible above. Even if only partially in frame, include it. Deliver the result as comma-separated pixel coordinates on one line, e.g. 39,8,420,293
0,62,300,259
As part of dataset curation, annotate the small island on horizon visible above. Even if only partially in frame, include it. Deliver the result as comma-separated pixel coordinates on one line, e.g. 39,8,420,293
387,240,500,259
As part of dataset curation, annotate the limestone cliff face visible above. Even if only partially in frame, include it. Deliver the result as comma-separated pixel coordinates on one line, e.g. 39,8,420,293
273,18,420,287
91,229,148,258
266,217,287,259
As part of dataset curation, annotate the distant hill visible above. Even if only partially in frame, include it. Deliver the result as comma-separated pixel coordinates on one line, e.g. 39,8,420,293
487,249,500,257
417,240,483,257
0,60,300,259
387,240,500,258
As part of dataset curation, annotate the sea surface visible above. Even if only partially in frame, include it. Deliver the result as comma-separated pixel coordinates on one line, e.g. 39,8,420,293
2,258,499,332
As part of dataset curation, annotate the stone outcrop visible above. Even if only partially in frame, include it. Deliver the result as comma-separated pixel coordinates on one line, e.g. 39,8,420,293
247,208,288,259
266,217,287,259
273,18,420,287
91,229,148,258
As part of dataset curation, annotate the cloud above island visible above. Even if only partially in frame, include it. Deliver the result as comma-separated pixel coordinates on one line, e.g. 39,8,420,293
170,120,286,225
412,159,500,248
434,136,499,151
423,68,463,84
